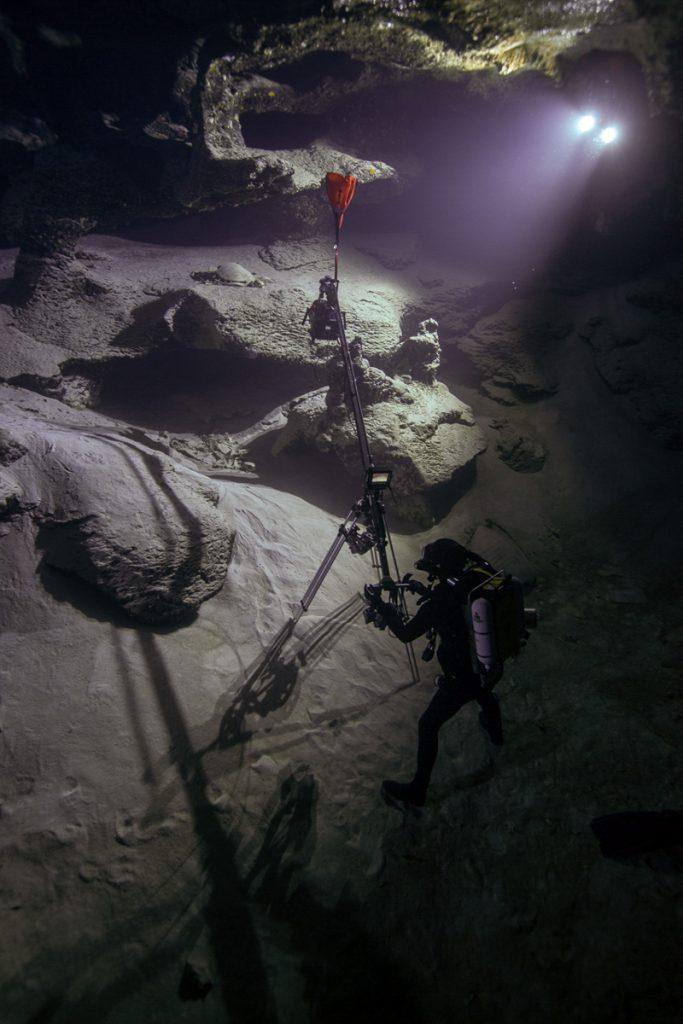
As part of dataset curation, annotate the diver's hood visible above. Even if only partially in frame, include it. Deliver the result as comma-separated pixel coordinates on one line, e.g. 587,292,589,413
415,538,468,577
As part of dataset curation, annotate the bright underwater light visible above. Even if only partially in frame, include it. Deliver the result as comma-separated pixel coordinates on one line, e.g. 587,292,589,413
573,112,621,147
599,125,619,145
577,113,597,133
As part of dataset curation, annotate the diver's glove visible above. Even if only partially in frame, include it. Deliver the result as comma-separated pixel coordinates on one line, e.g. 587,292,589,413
363,583,390,629
363,583,384,608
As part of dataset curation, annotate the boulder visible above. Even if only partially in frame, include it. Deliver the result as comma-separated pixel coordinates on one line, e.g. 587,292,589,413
148,266,407,369
489,417,547,473
273,350,485,524
168,432,254,472
0,308,69,384
0,389,234,624
391,317,440,385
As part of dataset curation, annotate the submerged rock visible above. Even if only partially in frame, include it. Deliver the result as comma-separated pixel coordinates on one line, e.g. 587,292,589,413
0,308,69,384
404,280,515,342
579,266,683,450
490,418,547,473
0,389,234,624
274,348,485,524
392,317,441,385
7,236,410,373
169,432,255,472
457,298,572,403
496,434,546,473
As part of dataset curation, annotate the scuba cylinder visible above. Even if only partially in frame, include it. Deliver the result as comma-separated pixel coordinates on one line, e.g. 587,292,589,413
471,596,497,672
466,570,537,676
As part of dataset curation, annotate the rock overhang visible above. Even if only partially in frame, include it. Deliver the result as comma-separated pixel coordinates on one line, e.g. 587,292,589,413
0,0,677,247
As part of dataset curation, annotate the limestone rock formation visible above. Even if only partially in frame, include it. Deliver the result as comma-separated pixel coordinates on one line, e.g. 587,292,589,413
0,308,69,388
457,298,573,403
579,264,683,449
2,403,681,1024
2,0,673,270
404,280,516,343
0,388,234,624
168,432,255,473
5,237,410,376
274,331,485,524
490,418,547,473
392,317,441,385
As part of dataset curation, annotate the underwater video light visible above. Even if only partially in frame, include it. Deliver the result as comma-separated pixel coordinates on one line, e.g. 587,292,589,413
599,125,619,145
577,113,597,133
366,467,392,491
574,113,621,147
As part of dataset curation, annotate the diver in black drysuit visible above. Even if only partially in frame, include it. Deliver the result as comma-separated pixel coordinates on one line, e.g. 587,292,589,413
364,538,503,809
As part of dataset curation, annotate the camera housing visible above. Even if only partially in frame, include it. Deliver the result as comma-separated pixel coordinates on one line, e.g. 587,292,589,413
304,276,346,341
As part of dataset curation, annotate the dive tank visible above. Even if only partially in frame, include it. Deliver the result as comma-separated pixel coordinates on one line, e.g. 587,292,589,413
471,596,497,672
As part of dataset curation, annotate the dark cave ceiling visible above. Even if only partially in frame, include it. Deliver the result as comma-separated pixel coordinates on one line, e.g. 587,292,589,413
1,0,682,256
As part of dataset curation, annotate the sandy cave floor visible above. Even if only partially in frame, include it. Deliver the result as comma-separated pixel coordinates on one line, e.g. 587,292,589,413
1,232,682,1022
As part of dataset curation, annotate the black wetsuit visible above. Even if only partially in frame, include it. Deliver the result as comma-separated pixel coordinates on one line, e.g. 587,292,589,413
375,571,502,797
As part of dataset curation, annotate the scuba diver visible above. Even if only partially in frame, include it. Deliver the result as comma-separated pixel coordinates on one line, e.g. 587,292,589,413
363,538,504,810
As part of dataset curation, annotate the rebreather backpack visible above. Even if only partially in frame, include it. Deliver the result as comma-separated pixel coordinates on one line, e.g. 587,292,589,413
464,566,538,676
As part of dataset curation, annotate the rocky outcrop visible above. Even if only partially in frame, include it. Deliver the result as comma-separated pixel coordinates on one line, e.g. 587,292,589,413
274,326,485,524
456,298,572,403
1,7,683,1024
4,236,411,374
7,246,133,358
168,432,255,473
0,388,234,624
0,308,69,387
188,58,403,215
1,0,675,270
391,317,440,385
489,417,547,473
403,280,516,342
579,264,683,449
